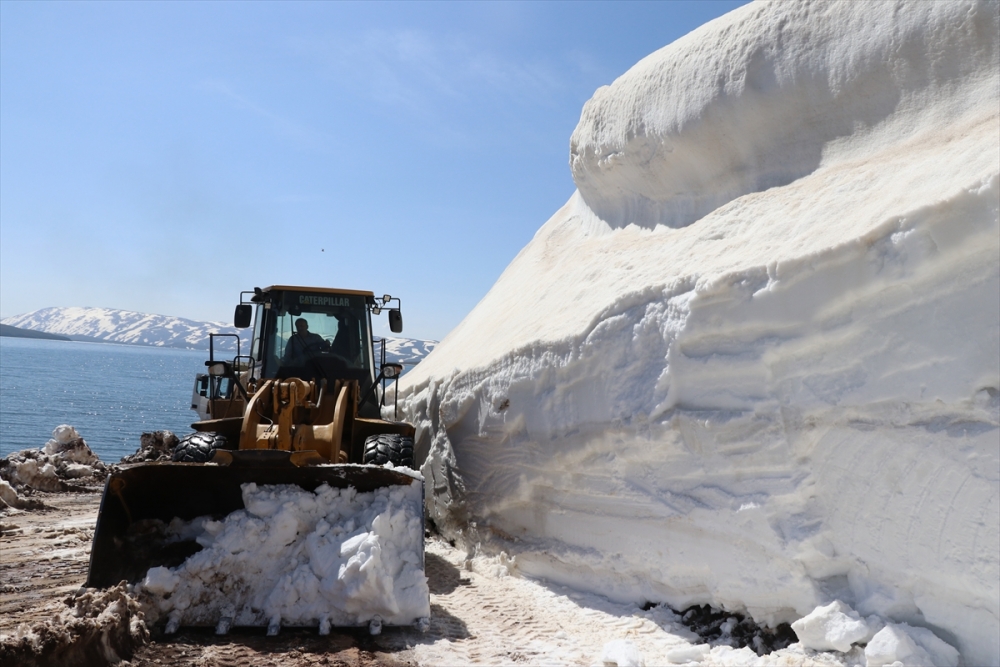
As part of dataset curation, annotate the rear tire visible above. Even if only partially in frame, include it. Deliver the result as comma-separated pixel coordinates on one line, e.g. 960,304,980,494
172,431,226,463
362,434,414,468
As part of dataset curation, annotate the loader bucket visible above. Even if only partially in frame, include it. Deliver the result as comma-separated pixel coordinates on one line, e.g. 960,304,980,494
86,452,422,589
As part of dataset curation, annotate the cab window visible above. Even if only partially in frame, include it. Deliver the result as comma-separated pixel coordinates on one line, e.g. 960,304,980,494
260,292,372,380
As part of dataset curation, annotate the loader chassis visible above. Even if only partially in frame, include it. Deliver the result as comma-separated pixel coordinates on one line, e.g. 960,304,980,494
87,285,420,626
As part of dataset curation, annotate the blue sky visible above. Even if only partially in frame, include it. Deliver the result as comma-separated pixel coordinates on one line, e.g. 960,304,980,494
1,1,746,341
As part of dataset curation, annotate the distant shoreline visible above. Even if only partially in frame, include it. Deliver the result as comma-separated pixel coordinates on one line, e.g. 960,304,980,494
0,323,71,342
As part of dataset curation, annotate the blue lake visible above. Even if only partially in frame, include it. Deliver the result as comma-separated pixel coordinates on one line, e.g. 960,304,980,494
0,337,209,461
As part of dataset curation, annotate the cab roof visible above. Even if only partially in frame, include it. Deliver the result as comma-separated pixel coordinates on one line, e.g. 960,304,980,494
256,285,375,299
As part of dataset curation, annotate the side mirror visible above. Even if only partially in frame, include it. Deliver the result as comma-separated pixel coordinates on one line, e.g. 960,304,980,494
389,309,403,333
381,363,403,379
234,304,253,329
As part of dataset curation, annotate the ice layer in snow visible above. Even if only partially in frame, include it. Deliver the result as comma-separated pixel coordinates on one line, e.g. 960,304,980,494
139,478,430,629
398,1,999,665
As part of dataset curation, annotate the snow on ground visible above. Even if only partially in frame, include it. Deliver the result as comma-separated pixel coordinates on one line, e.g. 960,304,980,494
398,1,999,665
138,475,430,632
394,539,871,667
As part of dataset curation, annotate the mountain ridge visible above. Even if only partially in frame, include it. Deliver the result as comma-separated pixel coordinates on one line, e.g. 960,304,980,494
1,307,436,364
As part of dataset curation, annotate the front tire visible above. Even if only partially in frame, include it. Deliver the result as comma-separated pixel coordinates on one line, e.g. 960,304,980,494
172,431,226,463
362,433,414,468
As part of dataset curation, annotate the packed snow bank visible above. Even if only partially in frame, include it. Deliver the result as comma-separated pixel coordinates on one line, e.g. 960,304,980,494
571,0,999,231
138,477,430,630
399,1,999,665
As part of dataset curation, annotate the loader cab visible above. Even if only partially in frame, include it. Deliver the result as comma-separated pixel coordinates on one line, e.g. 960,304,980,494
243,287,382,416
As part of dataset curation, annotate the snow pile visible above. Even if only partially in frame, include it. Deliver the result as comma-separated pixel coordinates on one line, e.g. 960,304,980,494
0,425,107,495
399,1,999,665
786,599,960,666
42,425,99,464
118,430,179,463
0,583,149,667
138,478,429,630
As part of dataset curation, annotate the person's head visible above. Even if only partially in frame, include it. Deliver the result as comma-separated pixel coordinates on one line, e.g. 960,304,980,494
295,318,309,334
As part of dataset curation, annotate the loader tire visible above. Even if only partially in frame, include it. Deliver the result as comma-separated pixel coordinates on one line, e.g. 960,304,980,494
363,433,414,468
172,431,226,463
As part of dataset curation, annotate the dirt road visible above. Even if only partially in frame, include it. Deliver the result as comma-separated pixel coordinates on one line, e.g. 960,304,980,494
1,492,100,634
1,491,759,667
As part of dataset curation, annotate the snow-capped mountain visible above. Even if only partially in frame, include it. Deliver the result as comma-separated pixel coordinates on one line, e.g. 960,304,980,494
376,336,437,367
1,307,437,364
2,307,246,350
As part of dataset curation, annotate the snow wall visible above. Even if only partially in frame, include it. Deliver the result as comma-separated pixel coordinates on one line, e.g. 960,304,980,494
398,2,1000,664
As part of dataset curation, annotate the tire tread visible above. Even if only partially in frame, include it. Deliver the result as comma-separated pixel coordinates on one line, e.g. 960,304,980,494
362,433,414,468
172,431,227,463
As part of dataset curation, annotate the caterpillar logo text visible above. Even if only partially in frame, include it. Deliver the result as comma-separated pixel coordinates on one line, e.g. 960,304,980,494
299,295,351,307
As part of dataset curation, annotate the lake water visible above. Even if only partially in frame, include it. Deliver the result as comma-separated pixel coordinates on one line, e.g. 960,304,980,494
0,337,209,461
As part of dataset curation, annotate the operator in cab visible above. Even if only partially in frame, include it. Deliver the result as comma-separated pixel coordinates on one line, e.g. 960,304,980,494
282,318,329,365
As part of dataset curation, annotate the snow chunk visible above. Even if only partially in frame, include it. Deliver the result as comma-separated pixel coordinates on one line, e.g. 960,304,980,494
142,567,180,596
666,643,710,664
0,479,21,509
48,425,80,448
706,645,762,666
601,639,645,667
13,459,62,492
139,480,429,628
62,463,94,479
865,623,959,667
791,600,869,652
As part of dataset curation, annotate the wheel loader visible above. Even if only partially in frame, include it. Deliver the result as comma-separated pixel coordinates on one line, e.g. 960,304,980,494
86,285,424,630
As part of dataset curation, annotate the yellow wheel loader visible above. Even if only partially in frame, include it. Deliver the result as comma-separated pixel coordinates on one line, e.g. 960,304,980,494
86,286,423,626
